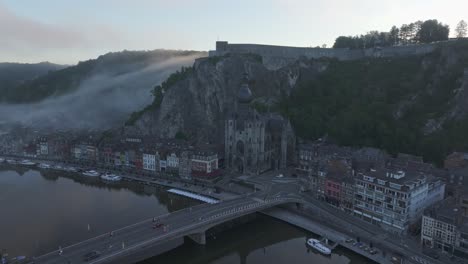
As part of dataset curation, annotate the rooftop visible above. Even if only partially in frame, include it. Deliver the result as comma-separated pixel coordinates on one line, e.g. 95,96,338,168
424,197,468,227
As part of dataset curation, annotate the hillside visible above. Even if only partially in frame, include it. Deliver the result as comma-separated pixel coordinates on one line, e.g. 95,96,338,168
1,50,205,103
0,50,206,131
0,62,66,97
126,40,468,165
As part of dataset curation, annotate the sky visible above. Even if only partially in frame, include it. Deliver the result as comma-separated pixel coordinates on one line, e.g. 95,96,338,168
1,0,467,64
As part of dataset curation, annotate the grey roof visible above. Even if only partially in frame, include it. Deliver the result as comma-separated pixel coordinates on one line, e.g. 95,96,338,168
237,83,253,103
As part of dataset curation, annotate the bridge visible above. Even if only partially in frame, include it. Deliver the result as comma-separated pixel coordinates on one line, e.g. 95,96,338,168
30,192,302,264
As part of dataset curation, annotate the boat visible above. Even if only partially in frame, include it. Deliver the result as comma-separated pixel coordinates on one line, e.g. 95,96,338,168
38,163,51,169
6,159,17,164
82,170,100,177
19,160,36,166
101,173,122,182
307,238,332,255
64,166,77,172
53,164,65,171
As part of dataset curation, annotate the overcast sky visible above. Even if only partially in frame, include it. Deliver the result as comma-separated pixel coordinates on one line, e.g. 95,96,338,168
1,0,467,64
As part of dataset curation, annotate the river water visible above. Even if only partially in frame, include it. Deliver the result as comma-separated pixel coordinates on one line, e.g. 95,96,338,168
0,168,374,264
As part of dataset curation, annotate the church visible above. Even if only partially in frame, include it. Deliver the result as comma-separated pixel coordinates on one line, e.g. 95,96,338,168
224,74,295,174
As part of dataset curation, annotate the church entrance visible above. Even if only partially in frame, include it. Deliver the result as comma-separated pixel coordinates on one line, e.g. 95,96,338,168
235,157,244,173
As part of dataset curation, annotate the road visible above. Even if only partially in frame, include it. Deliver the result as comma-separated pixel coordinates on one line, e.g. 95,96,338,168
31,193,299,264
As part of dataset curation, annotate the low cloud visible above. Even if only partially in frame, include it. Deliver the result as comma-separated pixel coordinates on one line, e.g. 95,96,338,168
0,54,202,131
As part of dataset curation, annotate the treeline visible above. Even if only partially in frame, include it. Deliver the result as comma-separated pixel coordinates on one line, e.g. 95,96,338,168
333,19,451,49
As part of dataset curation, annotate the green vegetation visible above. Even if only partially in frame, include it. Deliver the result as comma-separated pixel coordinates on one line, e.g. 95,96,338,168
281,41,468,165
125,66,194,126
251,101,269,113
333,19,450,49
175,131,188,140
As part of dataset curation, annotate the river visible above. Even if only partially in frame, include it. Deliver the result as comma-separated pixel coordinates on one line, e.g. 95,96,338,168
0,168,374,264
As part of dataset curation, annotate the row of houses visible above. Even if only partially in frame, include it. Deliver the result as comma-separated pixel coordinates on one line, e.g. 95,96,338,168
421,195,468,258
8,133,223,181
297,141,447,235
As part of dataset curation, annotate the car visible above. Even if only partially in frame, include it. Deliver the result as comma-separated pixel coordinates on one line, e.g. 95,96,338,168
153,223,164,229
345,238,355,243
370,249,378,255
83,250,101,261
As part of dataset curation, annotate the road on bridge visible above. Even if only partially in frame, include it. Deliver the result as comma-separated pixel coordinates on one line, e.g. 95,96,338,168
31,192,300,264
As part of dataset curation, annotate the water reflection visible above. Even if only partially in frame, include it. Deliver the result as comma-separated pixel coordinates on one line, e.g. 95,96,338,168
144,215,376,264
1,166,374,264
0,168,198,257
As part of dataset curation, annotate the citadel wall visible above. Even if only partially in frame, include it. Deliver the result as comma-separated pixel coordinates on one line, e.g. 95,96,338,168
209,41,437,62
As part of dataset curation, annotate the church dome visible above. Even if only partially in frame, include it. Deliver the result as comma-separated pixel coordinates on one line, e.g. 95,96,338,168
237,73,253,103
238,83,253,103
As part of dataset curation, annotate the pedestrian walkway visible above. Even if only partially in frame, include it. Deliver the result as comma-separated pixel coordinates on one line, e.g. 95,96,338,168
167,188,219,204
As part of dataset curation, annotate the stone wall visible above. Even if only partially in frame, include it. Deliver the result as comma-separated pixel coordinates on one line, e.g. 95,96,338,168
210,41,437,63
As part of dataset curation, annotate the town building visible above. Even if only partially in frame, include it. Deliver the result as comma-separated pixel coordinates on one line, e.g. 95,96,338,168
225,74,295,174
354,168,445,234
178,151,192,180
36,137,49,157
444,152,468,170
421,196,468,259
143,151,157,172
191,151,220,179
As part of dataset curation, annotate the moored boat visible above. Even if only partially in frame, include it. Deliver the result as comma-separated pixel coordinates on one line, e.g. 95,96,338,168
19,160,36,166
100,173,122,182
82,170,100,177
38,163,51,169
307,238,332,255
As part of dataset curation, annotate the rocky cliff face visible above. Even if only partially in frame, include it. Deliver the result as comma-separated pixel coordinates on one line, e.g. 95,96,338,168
126,41,468,164
125,54,327,142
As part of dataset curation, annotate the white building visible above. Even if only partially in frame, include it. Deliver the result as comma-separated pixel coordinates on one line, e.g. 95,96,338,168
421,196,468,257
72,146,81,160
167,152,179,169
143,153,156,171
39,142,48,156
354,169,445,234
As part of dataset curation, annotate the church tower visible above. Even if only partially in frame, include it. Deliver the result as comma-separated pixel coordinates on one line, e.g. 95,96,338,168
225,74,266,174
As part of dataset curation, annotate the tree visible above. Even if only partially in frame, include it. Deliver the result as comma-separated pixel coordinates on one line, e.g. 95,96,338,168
333,36,356,49
400,24,411,44
455,20,467,38
389,26,400,45
417,19,450,43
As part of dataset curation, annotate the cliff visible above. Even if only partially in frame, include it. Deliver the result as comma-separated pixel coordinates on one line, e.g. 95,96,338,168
124,54,327,142
126,40,468,164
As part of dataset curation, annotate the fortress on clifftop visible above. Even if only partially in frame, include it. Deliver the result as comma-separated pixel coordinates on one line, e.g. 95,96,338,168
209,41,437,69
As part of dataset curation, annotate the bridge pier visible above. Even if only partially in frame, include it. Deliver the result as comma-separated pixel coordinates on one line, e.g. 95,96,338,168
188,232,206,245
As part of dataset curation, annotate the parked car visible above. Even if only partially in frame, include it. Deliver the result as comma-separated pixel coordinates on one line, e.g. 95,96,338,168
83,250,101,261
345,238,355,243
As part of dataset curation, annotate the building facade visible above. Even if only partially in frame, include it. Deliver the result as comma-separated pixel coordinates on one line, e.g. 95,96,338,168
354,169,444,234
143,153,156,172
422,196,468,259
191,151,219,179
225,74,295,174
